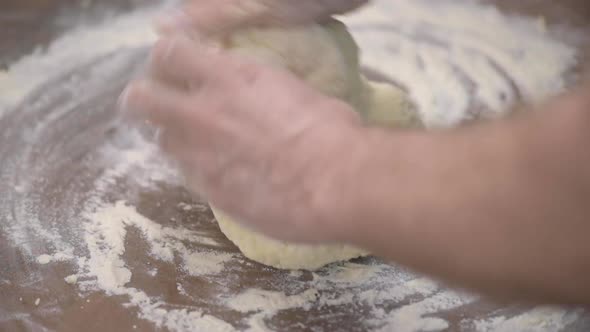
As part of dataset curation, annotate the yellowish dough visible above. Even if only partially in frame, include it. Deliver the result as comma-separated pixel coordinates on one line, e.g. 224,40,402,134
208,19,420,270
211,209,370,270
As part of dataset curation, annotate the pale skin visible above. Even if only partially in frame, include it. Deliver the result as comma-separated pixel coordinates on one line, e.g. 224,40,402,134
120,0,590,304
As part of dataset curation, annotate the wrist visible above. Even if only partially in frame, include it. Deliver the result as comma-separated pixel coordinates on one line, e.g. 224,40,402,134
309,122,439,246
304,115,368,243
351,121,529,274
349,128,443,249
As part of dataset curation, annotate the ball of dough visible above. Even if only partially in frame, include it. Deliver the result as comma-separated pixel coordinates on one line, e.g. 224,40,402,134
223,19,371,116
207,19,419,270
212,208,367,270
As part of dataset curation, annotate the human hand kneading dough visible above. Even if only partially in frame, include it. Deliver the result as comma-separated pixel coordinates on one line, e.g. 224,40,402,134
122,35,365,244
122,0,590,305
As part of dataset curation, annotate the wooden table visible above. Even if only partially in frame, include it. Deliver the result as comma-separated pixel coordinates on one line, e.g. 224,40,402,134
1,1,589,332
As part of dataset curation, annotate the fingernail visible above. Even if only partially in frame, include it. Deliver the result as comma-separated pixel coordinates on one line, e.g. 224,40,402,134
154,9,191,35
118,81,147,117
117,86,132,113
204,44,222,54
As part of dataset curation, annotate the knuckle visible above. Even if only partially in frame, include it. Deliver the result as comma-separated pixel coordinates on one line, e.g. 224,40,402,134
236,62,264,84
124,80,151,105
152,38,177,64
152,35,194,65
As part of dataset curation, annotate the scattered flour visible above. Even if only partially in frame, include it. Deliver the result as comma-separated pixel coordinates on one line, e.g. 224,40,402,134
228,288,319,313
182,251,234,276
313,262,380,284
469,306,582,332
376,291,475,332
0,6,160,114
36,255,52,265
64,275,79,285
178,202,194,211
80,196,228,290
342,0,579,128
0,0,586,331
37,252,74,265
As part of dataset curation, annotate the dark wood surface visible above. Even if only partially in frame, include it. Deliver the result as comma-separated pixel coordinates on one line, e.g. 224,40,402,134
0,0,155,69
1,1,589,332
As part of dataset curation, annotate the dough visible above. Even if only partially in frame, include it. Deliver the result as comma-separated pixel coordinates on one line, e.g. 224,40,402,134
207,19,420,270
212,208,369,270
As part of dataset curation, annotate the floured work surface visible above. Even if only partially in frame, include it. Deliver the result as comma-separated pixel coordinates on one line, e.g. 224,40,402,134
1,1,590,331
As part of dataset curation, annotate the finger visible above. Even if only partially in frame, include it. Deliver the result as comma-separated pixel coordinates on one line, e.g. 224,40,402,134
155,0,267,37
149,35,245,89
119,79,193,129
157,129,195,164
148,34,223,89
149,35,201,89
158,130,211,200
158,130,199,173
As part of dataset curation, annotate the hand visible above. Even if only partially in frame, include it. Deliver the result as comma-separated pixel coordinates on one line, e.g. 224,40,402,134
120,35,365,243
155,0,369,36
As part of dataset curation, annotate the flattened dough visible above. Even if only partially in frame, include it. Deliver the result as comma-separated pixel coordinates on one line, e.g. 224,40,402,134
212,208,368,270
206,19,420,270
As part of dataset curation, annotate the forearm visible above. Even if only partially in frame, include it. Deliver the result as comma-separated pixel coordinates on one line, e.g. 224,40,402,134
343,88,590,304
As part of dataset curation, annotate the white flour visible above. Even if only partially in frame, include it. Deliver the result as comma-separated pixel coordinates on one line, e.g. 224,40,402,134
341,0,579,127
64,275,79,285
0,6,160,115
468,307,583,332
0,0,586,331
227,288,320,313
